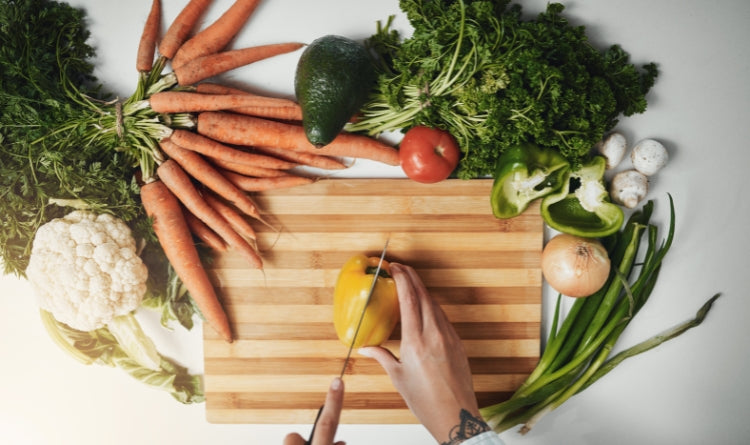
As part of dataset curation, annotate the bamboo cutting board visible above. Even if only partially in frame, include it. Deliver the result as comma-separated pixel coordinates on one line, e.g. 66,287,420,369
204,178,543,424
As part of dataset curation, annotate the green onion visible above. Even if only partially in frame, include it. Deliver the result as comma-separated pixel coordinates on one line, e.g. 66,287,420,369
480,195,722,433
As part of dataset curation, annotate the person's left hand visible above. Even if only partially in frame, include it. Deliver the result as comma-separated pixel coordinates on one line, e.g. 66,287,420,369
283,377,346,445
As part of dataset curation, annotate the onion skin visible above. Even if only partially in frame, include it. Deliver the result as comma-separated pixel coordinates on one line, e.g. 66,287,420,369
541,234,611,298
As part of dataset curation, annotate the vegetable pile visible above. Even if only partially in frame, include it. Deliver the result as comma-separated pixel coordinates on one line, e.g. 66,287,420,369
481,197,722,433
0,0,399,402
0,0,722,424
348,0,659,179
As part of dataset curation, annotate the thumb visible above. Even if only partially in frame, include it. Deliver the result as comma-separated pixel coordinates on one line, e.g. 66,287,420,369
358,346,399,375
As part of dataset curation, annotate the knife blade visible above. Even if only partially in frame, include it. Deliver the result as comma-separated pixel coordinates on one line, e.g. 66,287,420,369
338,237,389,378
306,238,390,445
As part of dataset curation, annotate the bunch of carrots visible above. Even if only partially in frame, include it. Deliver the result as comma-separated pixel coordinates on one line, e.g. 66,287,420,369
122,0,400,342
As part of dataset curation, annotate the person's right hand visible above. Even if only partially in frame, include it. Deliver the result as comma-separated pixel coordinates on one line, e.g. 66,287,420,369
359,263,490,443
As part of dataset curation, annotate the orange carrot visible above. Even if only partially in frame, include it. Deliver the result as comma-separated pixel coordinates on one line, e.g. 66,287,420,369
210,158,291,178
169,129,297,170
137,0,162,72
140,179,233,342
175,42,304,86
197,111,401,166
158,0,213,59
172,0,261,68
159,138,262,219
228,105,304,122
252,145,347,170
202,191,257,242
194,82,304,121
222,170,315,191
183,207,227,251
157,159,263,269
150,90,300,114
195,82,254,95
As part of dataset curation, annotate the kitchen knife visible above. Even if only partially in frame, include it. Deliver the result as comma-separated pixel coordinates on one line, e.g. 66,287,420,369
306,239,390,445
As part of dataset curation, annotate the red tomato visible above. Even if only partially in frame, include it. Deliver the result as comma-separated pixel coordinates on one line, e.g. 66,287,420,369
399,126,461,183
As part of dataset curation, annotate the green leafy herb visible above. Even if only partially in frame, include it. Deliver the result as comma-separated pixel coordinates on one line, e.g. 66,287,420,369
1,0,202,402
0,0,189,276
0,0,140,274
348,0,659,179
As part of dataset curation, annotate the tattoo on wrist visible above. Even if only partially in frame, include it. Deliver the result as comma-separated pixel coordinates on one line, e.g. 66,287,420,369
441,409,491,445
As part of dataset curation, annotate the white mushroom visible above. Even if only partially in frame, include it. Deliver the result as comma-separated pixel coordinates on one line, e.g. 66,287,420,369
610,170,649,209
595,132,627,169
631,138,668,176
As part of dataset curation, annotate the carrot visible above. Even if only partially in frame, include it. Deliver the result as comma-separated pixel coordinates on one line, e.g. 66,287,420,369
174,42,304,86
252,145,347,170
183,207,227,251
228,104,304,122
170,128,297,170
159,138,262,219
158,0,213,59
150,90,299,116
140,179,233,342
197,111,401,166
136,0,162,72
202,191,257,242
194,82,304,121
171,0,261,68
222,170,315,191
195,82,254,95
156,159,263,269
210,158,292,178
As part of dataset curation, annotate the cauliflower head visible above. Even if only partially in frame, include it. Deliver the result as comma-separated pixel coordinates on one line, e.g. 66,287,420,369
26,210,149,331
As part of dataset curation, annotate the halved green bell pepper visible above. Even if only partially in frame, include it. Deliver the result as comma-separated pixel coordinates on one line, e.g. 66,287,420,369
541,155,624,237
491,143,570,219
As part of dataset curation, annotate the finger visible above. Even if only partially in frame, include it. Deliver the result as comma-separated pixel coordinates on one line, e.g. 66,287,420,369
358,346,399,375
400,264,438,326
283,433,305,445
390,263,422,334
312,377,345,445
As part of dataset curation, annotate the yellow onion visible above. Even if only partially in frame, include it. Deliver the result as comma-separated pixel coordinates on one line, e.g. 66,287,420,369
541,234,611,297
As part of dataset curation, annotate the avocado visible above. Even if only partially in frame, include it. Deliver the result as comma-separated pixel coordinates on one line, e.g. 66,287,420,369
294,35,376,147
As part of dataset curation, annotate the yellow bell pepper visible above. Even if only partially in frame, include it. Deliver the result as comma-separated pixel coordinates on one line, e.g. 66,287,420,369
333,254,400,348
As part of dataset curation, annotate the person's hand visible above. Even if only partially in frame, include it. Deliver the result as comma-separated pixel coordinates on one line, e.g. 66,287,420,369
283,377,346,445
359,263,490,444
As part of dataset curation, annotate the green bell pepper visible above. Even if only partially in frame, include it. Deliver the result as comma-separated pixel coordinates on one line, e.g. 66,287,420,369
491,143,570,219
541,155,624,238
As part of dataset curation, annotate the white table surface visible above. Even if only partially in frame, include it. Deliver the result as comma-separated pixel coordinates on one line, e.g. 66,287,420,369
2,1,749,444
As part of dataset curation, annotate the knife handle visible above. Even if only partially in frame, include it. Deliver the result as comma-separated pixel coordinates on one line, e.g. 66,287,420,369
305,405,324,445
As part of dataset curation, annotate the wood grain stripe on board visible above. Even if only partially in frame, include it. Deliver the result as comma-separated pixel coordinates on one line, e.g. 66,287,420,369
204,374,529,393
221,303,540,323
250,213,542,233
205,391,515,410
249,232,542,252
223,321,540,341
213,267,540,288
205,357,541,375
213,249,541,269
215,286,541,305
203,338,541,358
256,178,502,197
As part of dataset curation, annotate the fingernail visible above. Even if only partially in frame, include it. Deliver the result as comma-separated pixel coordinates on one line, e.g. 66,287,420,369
357,347,371,357
331,377,342,390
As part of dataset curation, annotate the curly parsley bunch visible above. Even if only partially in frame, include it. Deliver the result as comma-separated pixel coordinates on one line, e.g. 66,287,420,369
348,0,658,179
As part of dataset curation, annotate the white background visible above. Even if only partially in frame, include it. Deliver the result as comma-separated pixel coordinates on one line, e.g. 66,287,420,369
2,1,749,444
